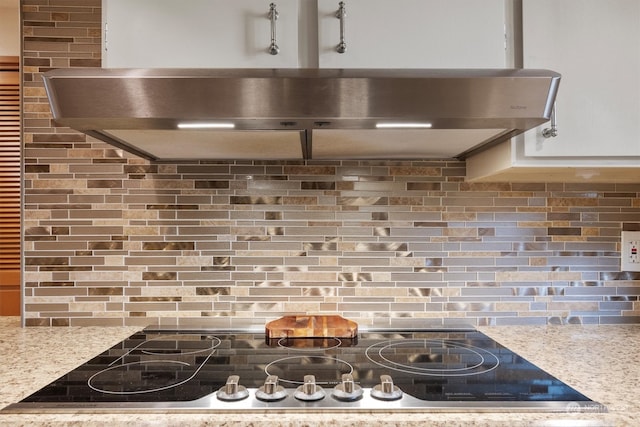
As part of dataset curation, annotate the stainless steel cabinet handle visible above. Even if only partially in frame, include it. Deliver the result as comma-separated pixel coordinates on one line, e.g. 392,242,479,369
542,102,558,138
268,3,280,55
336,1,347,53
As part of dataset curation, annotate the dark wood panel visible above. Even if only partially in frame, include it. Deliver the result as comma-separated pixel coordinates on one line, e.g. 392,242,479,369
0,58,20,314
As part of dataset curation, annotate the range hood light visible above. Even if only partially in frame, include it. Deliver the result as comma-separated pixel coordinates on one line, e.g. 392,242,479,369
177,122,235,129
375,122,433,129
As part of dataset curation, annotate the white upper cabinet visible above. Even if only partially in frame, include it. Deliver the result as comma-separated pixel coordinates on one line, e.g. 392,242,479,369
317,0,507,68
522,0,640,158
103,0,300,68
467,0,640,182
103,0,507,69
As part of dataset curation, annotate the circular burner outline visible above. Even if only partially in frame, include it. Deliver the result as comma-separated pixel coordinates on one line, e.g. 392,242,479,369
378,340,484,372
88,333,220,395
88,360,198,395
139,334,222,356
264,355,354,385
276,337,342,352
365,339,500,377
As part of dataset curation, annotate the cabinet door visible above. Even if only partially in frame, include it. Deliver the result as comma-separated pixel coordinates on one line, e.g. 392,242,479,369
103,0,299,68
317,0,507,68
523,0,640,157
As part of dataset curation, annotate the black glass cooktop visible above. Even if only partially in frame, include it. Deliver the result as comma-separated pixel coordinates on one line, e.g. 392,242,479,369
3,329,606,412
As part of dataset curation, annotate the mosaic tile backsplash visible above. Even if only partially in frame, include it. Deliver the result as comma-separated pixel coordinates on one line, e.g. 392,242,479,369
21,0,640,327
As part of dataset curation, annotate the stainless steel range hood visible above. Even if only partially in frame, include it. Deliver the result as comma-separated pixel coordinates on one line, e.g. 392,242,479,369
41,68,560,161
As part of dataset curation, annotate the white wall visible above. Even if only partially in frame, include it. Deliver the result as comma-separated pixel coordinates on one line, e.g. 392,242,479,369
0,1,20,56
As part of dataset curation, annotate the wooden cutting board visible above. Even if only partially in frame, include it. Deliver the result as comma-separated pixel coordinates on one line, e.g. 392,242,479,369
265,315,358,339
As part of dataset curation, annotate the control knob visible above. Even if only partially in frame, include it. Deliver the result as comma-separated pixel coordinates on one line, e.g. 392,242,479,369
216,375,250,401
332,373,363,401
294,375,325,401
256,375,288,402
371,375,403,401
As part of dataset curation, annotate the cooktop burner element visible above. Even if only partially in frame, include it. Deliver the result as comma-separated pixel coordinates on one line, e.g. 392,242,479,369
264,355,354,386
276,337,344,350
365,338,500,377
87,334,221,395
1,329,606,413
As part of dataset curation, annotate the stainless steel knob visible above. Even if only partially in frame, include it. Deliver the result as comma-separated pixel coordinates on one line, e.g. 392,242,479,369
256,375,288,402
216,375,250,401
371,374,403,401
332,373,363,401
294,375,325,401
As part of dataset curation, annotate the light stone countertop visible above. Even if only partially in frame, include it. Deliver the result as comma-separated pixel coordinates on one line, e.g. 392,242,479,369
0,316,637,427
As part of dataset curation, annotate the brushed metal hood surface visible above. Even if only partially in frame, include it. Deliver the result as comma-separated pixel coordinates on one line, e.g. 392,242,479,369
41,68,560,161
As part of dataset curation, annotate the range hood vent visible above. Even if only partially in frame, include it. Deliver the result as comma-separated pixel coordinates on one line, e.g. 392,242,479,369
42,68,560,161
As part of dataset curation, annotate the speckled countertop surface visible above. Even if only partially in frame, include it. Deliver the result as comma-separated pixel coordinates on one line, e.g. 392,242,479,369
0,317,637,426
